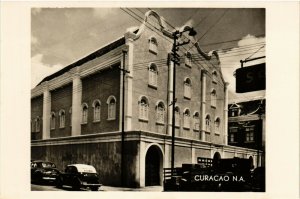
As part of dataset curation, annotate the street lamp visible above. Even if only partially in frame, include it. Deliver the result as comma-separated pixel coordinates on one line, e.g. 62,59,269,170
170,26,197,175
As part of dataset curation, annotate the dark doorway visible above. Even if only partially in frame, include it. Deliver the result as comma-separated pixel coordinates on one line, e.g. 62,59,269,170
213,152,221,166
145,145,162,186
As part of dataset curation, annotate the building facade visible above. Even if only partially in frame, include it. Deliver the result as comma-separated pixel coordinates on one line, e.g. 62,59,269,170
228,98,266,166
31,10,259,187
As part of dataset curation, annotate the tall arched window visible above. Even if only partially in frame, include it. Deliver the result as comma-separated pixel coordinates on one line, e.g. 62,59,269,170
58,110,65,128
107,95,117,120
183,108,191,129
148,63,158,87
149,37,158,54
185,52,192,67
211,89,217,107
212,71,218,84
35,117,40,132
93,100,101,122
81,103,88,124
175,106,180,127
193,112,200,131
184,77,192,99
215,117,220,134
156,101,165,124
50,112,56,130
139,96,149,121
205,114,211,132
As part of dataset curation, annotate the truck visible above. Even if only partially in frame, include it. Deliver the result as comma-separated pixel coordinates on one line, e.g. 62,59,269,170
163,157,264,191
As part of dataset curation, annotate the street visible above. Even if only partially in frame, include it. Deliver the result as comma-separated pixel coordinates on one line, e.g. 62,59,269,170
31,183,163,192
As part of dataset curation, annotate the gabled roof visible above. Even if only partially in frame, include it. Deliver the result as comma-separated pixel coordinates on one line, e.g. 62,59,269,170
37,36,126,86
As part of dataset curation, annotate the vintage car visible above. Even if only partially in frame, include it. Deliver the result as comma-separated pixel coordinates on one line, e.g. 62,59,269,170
31,160,60,183
56,164,102,191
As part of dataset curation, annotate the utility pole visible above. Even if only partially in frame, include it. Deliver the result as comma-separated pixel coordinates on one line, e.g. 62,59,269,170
170,28,196,175
120,50,129,186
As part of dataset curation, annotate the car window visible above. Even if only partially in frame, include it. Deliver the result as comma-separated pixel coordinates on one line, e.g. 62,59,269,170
65,166,77,174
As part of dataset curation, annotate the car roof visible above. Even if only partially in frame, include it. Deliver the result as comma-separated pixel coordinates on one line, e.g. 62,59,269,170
67,164,97,173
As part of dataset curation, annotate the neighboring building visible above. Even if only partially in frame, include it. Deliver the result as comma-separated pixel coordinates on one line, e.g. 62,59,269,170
31,10,259,187
228,98,265,166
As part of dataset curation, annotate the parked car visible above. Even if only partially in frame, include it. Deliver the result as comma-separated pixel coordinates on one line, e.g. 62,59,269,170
31,160,60,184
56,164,102,191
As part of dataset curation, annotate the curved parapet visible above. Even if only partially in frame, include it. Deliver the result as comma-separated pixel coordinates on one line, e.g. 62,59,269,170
124,10,173,40
194,42,220,64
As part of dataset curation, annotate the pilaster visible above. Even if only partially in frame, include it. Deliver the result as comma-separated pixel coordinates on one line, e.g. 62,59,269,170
200,70,207,141
42,82,51,139
71,67,82,136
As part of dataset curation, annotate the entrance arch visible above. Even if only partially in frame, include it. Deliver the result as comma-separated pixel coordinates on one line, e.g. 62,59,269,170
145,144,163,186
213,152,221,167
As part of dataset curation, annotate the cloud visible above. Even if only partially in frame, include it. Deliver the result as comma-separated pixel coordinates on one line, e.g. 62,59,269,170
92,8,116,19
31,54,64,88
219,34,266,102
32,8,42,15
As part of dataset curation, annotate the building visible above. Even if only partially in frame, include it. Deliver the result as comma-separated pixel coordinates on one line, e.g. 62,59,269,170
31,10,259,187
228,98,266,166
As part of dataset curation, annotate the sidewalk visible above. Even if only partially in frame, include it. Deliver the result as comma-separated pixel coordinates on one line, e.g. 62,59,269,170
100,185,163,192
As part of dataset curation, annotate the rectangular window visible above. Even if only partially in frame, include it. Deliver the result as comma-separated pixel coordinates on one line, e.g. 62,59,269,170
139,105,148,121
183,116,190,129
193,118,200,131
184,85,191,99
245,126,255,142
108,104,116,120
156,108,164,124
175,112,180,127
229,127,238,142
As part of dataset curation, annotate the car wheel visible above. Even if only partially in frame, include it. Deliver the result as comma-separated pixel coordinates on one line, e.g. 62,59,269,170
91,186,99,191
56,177,63,188
72,178,81,191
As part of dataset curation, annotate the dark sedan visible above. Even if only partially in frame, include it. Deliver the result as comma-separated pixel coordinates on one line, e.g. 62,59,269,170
31,160,60,184
56,164,102,191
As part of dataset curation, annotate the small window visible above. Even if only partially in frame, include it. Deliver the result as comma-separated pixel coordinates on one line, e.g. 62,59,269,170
69,107,72,126
184,78,192,99
149,37,158,54
212,71,218,84
59,110,65,128
229,127,238,143
93,100,101,122
50,112,56,130
183,109,191,129
139,96,149,121
107,96,117,120
215,117,220,134
148,63,158,87
211,89,217,108
81,103,88,124
245,126,255,142
205,114,211,132
193,112,200,131
185,52,192,67
156,101,165,124
35,117,40,132
175,106,180,127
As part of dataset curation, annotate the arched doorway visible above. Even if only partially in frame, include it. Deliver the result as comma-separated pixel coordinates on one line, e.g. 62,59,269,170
145,145,163,186
213,152,221,167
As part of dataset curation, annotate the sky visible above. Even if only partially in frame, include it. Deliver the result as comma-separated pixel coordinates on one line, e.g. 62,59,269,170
31,8,266,102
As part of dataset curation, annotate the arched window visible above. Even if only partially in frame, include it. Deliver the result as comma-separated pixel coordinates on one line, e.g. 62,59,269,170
193,112,200,131
59,109,65,128
212,71,218,83
35,117,40,132
69,107,72,126
149,37,158,54
185,52,192,67
183,108,191,129
156,101,165,124
50,112,56,130
139,96,149,121
184,77,192,99
205,114,211,132
81,103,88,124
148,63,158,87
93,100,101,122
211,89,217,107
175,106,180,127
107,95,117,120
215,117,220,134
